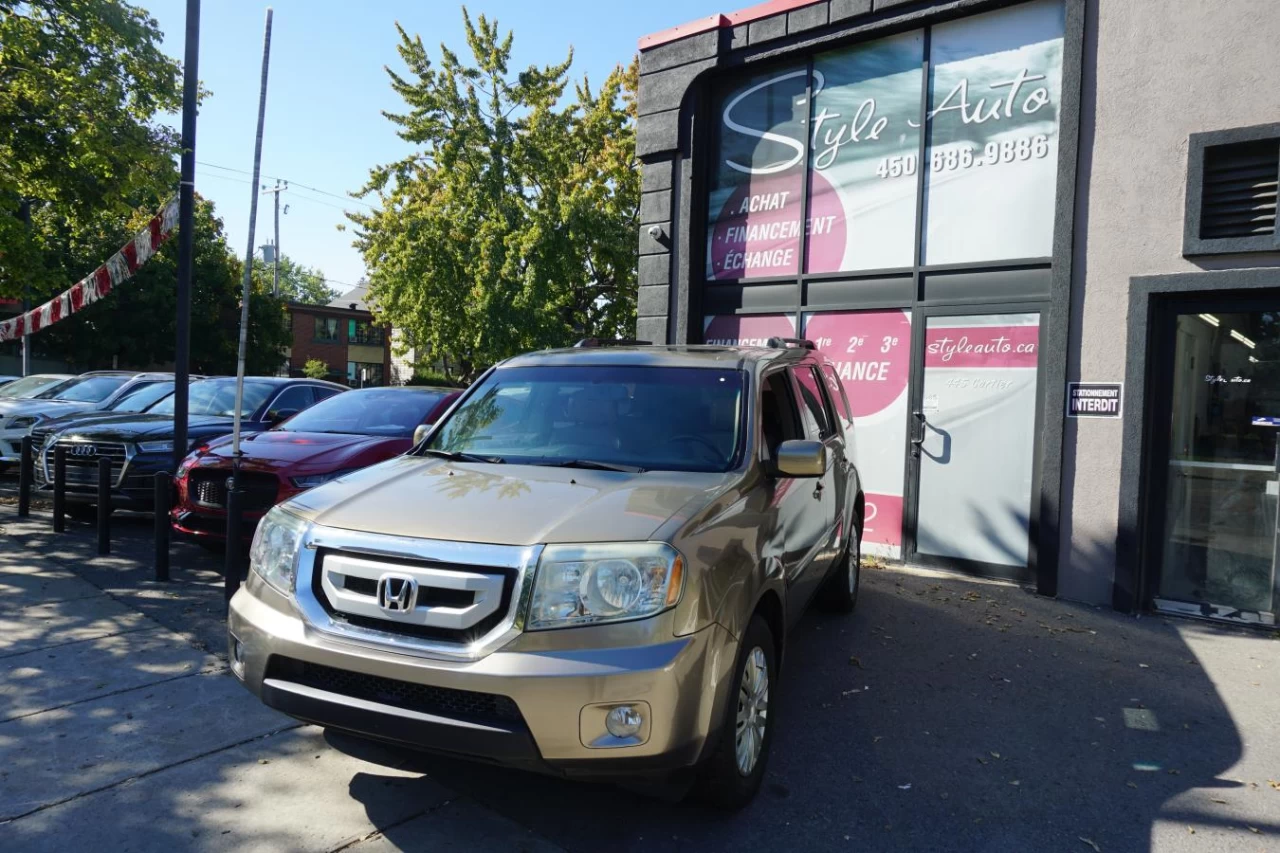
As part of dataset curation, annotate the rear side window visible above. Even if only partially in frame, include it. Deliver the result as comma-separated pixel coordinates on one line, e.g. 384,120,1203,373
794,366,835,439
820,364,853,428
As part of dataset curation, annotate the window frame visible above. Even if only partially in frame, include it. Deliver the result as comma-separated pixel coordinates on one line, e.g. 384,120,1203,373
792,364,837,440
1183,122,1280,257
313,316,341,344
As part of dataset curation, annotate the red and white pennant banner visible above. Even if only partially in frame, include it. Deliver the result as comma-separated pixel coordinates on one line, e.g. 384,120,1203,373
0,198,180,343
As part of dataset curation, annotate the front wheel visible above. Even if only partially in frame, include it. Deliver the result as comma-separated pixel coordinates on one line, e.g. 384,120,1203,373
692,614,776,810
816,523,861,614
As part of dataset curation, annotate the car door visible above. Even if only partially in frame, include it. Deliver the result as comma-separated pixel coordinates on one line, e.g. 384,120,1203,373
788,364,844,612
757,370,826,626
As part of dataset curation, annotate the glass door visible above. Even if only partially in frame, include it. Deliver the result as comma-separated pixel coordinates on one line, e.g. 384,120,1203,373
1151,304,1280,624
905,309,1043,581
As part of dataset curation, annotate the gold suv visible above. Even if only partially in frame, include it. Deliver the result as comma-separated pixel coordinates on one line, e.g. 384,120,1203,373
229,338,864,808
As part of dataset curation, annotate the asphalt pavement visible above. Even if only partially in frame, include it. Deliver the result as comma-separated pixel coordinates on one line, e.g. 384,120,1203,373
1,502,1277,853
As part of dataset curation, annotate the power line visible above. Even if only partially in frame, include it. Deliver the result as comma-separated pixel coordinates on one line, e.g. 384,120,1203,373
196,160,376,209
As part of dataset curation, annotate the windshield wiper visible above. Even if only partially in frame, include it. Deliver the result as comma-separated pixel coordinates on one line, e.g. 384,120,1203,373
543,459,645,474
419,448,505,464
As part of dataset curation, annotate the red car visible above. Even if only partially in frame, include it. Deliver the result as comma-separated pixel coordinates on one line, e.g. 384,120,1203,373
171,385,460,545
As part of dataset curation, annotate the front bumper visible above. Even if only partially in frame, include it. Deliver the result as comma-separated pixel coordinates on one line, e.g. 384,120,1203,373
34,451,172,509
228,577,737,778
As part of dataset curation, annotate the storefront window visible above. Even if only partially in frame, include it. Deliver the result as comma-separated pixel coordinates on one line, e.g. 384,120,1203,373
921,0,1065,264
702,313,796,346
706,66,809,281
804,310,913,557
807,32,924,273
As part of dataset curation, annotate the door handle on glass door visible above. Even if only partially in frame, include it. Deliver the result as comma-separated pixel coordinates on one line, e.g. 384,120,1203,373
911,410,927,454
813,481,824,500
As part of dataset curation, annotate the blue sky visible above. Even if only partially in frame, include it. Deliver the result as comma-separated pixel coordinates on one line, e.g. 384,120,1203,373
144,0,727,294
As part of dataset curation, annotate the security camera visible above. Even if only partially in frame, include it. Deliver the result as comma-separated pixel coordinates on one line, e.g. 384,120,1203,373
647,225,663,240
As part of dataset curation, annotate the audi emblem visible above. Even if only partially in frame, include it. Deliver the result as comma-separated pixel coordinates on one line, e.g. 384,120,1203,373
376,573,418,613
67,444,97,458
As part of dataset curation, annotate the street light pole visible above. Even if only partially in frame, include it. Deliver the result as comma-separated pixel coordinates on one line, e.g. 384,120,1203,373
18,198,31,377
173,0,201,470
262,179,287,297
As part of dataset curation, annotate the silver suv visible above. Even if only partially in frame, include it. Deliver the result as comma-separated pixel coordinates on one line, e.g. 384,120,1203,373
229,339,863,808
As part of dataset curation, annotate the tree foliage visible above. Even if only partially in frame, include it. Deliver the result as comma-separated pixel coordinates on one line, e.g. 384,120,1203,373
252,253,338,305
349,9,639,381
302,358,329,380
37,198,290,376
0,0,182,297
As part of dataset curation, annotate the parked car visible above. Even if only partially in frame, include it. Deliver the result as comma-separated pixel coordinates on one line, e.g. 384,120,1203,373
172,385,460,545
29,378,190,451
0,376,20,388
0,374,74,401
36,376,346,515
229,339,863,809
0,371,151,467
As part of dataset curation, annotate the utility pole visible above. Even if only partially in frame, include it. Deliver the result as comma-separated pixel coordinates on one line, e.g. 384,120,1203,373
173,0,200,469
18,199,31,377
261,180,288,297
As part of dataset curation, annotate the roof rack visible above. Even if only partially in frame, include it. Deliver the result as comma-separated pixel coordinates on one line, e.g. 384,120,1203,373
766,337,817,350
573,338,653,348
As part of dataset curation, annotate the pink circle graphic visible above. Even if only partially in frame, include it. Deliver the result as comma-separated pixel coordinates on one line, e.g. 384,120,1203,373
805,310,911,419
709,171,845,280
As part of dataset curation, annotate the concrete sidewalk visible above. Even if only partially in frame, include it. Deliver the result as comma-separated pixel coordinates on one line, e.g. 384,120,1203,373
0,509,563,852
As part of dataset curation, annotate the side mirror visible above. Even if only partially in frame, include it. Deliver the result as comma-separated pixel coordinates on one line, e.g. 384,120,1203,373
413,423,431,446
774,439,826,478
268,408,300,426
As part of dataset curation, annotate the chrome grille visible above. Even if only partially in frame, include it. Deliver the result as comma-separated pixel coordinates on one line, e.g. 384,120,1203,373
52,440,128,488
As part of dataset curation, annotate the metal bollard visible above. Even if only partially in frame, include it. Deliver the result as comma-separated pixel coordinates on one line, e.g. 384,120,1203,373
153,472,171,582
17,435,32,518
96,456,111,555
52,445,66,533
224,484,244,603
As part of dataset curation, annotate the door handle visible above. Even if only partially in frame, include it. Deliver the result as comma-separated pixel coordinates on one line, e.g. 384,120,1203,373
813,481,824,499
911,410,927,455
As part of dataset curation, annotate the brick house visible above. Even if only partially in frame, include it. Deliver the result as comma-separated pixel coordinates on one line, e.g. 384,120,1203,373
285,287,391,386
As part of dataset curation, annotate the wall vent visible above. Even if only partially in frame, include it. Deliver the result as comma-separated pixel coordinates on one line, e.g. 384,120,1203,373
1199,139,1279,240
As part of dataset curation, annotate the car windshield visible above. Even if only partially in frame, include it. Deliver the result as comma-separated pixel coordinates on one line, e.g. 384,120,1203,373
108,381,175,413
43,374,132,403
425,365,744,473
279,388,447,437
0,375,69,399
149,380,274,418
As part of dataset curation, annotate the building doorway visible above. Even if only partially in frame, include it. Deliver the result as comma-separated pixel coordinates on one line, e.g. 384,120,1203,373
1147,296,1280,625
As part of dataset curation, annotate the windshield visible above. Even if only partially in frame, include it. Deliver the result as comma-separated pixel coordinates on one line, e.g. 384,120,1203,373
108,381,175,413
150,380,274,418
280,388,446,436
42,374,132,403
0,375,70,399
425,365,744,473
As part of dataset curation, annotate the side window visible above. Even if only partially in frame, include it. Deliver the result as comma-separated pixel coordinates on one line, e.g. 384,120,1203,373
794,365,835,439
268,386,313,418
820,364,853,429
312,385,342,403
759,371,803,463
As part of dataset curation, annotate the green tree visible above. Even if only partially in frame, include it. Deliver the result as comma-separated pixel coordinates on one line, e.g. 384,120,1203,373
349,9,639,382
302,358,329,380
252,253,338,305
37,198,290,376
0,0,182,299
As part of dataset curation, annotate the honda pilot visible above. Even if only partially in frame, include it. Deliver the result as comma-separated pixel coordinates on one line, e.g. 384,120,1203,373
229,339,864,808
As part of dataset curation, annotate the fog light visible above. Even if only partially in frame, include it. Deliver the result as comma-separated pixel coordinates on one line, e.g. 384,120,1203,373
605,705,643,738
230,634,246,678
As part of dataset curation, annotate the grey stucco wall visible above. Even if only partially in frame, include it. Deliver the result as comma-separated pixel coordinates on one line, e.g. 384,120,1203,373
1059,0,1280,604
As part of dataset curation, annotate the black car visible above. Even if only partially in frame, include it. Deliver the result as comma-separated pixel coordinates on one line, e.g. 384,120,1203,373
36,377,346,514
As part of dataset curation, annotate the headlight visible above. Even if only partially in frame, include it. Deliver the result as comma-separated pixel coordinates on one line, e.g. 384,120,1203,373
528,542,684,630
248,507,310,596
290,469,354,489
137,440,175,454
7,415,38,432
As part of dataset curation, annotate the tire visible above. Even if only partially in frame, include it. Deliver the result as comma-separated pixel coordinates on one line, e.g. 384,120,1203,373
816,522,861,614
693,614,776,810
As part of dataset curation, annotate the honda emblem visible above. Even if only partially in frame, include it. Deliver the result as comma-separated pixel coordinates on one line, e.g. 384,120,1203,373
376,573,418,613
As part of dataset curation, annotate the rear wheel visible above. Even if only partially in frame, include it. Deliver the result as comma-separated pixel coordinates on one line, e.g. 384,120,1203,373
693,614,776,810
817,522,861,614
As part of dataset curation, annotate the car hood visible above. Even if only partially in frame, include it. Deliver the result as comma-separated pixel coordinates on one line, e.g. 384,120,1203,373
0,399,93,420
284,456,735,546
196,430,406,470
60,413,248,441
